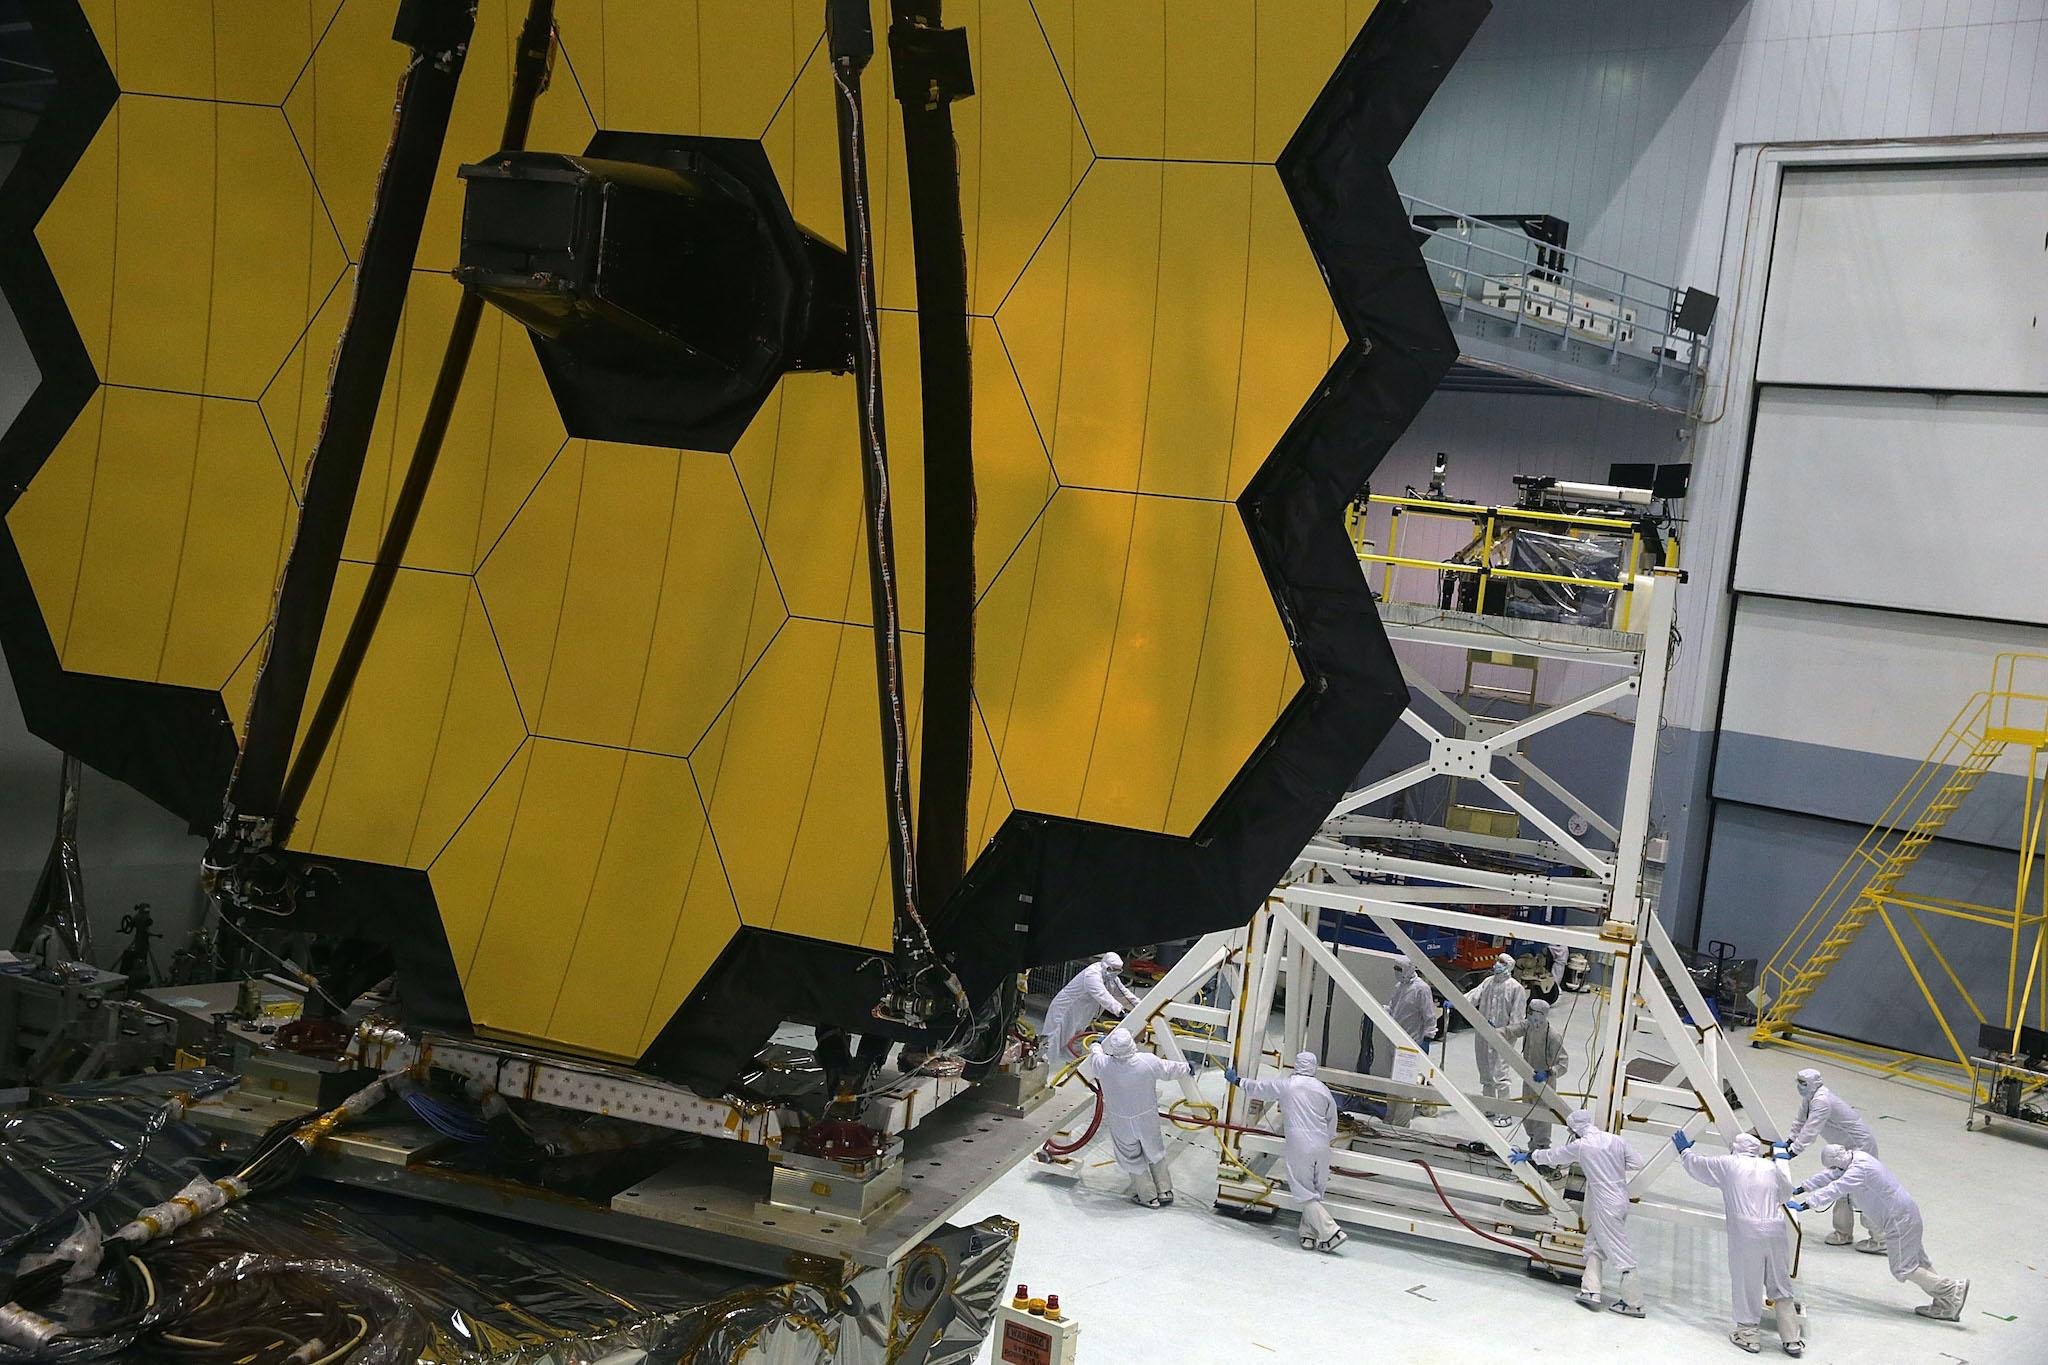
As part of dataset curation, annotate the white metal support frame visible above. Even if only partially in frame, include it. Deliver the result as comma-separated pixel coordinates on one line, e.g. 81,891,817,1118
1186,887,1778,1259
1105,573,1784,1266
1331,575,1676,908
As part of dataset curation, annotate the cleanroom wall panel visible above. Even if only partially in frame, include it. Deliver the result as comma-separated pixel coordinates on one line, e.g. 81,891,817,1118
1698,801,2024,1061
1721,597,2048,773
1734,387,2048,625
1758,163,2048,393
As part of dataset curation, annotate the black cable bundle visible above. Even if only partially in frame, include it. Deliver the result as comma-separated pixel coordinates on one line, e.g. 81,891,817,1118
0,1240,429,1364
0,1075,241,1265
235,1113,323,1196
0,1246,153,1361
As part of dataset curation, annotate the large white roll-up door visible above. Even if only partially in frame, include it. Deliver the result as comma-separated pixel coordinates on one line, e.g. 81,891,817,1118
1733,387,2048,623
1727,161,2048,703
1758,162,2048,392
1702,160,2048,1057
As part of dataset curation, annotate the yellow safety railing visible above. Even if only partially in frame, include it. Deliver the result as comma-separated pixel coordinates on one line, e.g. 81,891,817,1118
1345,493,1670,631
1988,652,2048,744
1756,652,2048,1095
1757,689,1995,1004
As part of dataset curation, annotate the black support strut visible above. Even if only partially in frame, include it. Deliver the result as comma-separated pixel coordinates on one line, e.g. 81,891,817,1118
276,0,556,836
219,0,477,854
825,0,958,1015
889,3,976,916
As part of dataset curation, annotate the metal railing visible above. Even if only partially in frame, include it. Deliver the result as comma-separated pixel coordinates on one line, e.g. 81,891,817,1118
1988,652,2048,742
1402,193,1712,388
1754,652,2048,1093
1346,493,1670,632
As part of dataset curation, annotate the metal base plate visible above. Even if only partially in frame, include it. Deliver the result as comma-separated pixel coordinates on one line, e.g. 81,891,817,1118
970,1061,1052,1117
767,1150,906,1220
614,1083,1086,1274
190,1078,1089,1283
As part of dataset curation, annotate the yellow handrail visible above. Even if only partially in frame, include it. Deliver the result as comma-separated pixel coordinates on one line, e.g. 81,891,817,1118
1758,691,1992,996
1989,652,2048,739
1347,490,1671,623
1760,652,2048,1067
1365,493,1640,530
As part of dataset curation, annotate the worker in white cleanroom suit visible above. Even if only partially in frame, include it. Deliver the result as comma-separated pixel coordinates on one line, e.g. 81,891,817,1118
1515,1108,1646,1317
1548,941,1569,997
1385,957,1439,1127
1042,953,1139,1062
1467,954,1527,1118
1792,1144,1969,1322
1782,1068,1879,1247
1083,1026,1195,1208
1676,1130,1805,1357
1517,996,1569,1151
1227,1051,1345,1252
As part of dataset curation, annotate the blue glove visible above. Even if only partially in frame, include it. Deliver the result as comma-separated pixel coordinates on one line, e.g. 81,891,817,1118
1224,1065,1241,1086
1186,1060,1198,1077
1508,1150,1532,1165
1670,1130,1694,1153
1533,1070,1550,1083
1785,1199,1808,1213
1790,1185,1806,1197
1772,1141,1793,1160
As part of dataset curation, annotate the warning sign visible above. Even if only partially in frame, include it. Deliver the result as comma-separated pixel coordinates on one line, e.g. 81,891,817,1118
999,1320,1052,1365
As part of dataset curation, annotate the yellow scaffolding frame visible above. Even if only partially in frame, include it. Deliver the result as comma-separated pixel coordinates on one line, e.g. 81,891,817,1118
1754,654,2048,1099
1345,493,1672,631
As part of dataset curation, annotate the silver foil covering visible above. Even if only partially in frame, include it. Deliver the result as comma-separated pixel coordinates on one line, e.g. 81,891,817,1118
0,1075,1017,1363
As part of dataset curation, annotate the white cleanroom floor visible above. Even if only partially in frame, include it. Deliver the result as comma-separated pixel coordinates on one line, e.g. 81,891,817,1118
964,1005,2043,1364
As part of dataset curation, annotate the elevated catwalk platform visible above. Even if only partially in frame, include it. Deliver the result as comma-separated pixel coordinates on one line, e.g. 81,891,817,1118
1406,194,1714,414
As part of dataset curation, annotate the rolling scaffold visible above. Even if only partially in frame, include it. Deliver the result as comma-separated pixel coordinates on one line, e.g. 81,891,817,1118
1078,544,1791,1273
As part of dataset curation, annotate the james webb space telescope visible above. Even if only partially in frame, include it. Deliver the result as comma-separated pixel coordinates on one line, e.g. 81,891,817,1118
189,0,1037,1291
0,0,1496,1348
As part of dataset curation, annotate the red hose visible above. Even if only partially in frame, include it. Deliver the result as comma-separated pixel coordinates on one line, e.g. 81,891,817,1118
1409,1158,1557,1265
1147,1108,1557,1265
1039,1074,1103,1157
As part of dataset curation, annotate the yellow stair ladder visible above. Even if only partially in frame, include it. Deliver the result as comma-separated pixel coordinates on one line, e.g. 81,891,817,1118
1755,654,2048,1082
1756,736,2002,1037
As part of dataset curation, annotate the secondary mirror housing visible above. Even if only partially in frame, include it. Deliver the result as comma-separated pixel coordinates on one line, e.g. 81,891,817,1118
457,132,853,451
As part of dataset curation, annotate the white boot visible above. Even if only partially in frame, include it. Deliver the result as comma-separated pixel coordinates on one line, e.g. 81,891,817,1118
1298,1198,1344,1251
1731,1324,1761,1354
1775,1298,1805,1356
1149,1160,1175,1206
1575,1258,1603,1310
1610,1269,1645,1318
1910,1270,1968,1321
